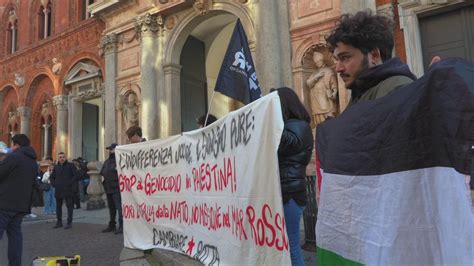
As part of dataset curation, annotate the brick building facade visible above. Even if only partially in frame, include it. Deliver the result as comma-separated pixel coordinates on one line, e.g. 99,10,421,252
0,0,104,161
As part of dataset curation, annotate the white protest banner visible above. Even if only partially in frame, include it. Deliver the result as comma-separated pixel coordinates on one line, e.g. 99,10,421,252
115,92,290,265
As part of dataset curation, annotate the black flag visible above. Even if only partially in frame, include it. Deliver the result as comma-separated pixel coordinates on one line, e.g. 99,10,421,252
214,19,261,104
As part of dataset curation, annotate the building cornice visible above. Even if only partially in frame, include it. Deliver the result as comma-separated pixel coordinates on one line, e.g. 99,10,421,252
89,0,125,17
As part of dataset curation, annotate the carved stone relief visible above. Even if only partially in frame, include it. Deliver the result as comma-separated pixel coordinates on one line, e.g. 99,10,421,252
8,110,18,128
165,15,178,30
134,13,163,39
8,9,17,25
14,73,25,87
41,101,51,122
193,0,211,16
51,57,62,75
76,83,104,101
118,91,140,129
100,33,118,55
52,95,69,111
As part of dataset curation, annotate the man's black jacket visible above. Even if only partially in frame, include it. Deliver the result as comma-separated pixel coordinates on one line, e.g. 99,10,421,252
100,153,120,194
0,146,38,213
50,161,78,198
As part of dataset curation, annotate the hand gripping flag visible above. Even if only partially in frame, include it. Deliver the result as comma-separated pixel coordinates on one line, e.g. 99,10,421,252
315,58,474,266
214,19,261,104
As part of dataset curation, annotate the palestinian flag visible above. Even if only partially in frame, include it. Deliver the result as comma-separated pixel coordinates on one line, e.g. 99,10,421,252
315,58,474,265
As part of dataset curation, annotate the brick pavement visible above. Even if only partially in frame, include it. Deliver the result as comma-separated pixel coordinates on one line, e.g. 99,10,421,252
0,205,317,266
0,207,122,266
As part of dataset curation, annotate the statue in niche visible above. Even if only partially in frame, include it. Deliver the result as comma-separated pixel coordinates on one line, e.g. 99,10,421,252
41,102,50,124
120,92,139,129
8,10,17,25
8,111,17,127
306,51,338,126
52,58,62,75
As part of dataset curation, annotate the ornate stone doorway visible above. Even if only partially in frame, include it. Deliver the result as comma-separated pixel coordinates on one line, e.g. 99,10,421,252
177,13,240,131
64,60,104,161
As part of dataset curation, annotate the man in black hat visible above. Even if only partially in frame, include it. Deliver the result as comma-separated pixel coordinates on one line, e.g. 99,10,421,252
100,143,123,234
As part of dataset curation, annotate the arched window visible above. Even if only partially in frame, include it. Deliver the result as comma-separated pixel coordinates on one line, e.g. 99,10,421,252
81,0,95,20
7,9,18,54
38,0,52,39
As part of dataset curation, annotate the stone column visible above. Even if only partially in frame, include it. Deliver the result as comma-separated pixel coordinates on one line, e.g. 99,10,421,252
86,161,105,210
53,95,68,154
101,33,118,146
43,7,49,39
255,1,293,92
162,64,182,137
398,4,424,77
135,13,161,140
17,106,31,136
42,124,51,159
11,25,16,53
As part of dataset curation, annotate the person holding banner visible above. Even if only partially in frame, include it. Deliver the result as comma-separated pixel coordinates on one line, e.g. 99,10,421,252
196,114,217,128
100,143,123,234
272,87,314,266
126,126,146,143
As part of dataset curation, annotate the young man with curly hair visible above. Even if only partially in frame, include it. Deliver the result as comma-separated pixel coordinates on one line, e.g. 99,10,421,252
326,10,417,105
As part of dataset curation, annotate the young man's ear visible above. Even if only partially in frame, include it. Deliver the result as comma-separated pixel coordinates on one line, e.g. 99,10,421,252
368,48,382,66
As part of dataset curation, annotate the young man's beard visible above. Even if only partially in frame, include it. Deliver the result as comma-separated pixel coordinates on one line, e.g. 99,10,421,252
341,55,370,88
353,54,370,81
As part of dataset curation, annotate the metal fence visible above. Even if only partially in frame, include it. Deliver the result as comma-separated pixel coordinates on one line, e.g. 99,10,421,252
302,175,317,251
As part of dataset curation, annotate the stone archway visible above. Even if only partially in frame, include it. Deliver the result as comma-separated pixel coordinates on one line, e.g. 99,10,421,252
161,5,255,136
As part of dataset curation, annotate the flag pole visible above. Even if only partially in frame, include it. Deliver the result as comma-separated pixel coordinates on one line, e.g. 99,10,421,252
204,91,217,127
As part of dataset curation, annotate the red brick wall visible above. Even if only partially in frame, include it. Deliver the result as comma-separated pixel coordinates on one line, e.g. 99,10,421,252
0,1,104,160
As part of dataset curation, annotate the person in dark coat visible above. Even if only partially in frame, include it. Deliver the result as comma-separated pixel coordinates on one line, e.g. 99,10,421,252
50,152,78,229
31,164,44,210
73,158,89,203
71,159,82,209
100,143,123,234
0,134,38,266
272,87,314,266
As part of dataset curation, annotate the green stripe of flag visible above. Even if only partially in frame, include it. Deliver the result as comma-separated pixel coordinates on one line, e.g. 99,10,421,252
317,247,364,266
